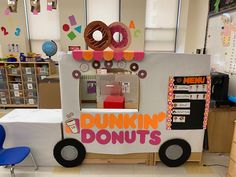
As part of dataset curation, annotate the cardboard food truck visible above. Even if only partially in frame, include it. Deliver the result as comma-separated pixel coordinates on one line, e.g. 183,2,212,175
53,21,211,167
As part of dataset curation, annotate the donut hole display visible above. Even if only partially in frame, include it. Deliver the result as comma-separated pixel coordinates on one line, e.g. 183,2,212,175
109,22,131,51
92,30,103,41
84,21,112,51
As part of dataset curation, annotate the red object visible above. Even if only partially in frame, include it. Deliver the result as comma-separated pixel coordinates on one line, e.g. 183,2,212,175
104,96,125,109
63,24,70,32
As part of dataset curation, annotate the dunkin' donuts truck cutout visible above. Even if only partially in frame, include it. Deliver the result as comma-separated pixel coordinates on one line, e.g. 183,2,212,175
57,51,210,167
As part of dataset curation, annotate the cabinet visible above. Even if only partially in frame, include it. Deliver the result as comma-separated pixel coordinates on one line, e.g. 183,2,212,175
0,62,56,108
227,121,236,177
207,108,236,153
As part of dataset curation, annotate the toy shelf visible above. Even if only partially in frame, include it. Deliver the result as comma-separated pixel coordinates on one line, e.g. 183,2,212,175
0,61,56,108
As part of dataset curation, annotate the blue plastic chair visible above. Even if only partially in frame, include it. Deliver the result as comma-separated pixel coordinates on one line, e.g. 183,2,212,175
0,124,38,177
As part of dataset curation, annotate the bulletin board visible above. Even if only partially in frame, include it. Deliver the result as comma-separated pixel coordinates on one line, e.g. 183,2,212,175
206,10,236,73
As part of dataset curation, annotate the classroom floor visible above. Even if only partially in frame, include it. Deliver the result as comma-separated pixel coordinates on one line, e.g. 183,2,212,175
0,152,229,177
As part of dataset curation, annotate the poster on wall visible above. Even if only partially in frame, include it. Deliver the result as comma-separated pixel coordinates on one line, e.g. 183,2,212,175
167,76,211,130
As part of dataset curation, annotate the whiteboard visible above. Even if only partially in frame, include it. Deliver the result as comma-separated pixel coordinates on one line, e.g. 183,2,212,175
206,11,236,95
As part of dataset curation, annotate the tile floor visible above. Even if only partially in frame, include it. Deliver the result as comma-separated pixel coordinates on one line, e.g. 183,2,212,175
0,152,229,177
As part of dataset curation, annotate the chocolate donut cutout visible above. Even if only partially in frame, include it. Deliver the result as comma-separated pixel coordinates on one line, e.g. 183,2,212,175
109,22,131,51
104,61,113,69
84,21,112,51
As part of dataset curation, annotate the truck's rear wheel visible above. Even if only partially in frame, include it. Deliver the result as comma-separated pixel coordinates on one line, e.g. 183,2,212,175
53,138,86,167
159,139,191,167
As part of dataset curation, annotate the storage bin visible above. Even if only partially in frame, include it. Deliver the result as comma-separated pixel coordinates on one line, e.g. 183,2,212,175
25,98,37,105
11,97,24,104
9,83,23,90
7,68,21,75
22,67,35,75
0,97,9,105
0,68,6,76
0,82,8,90
10,90,24,97
37,67,49,75
24,82,36,90
0,90,9,97
25,90,37,97
23,75,36,82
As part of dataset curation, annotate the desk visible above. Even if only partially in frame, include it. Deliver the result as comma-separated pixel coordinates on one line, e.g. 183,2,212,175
0,109,62,166
207,108,236,153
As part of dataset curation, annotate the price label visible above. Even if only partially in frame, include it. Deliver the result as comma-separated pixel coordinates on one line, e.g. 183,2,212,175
1,98,7,104
14,91,20,97
27,77,33,82
27,83,33,89
13,84,19,90
25,67,32,74
28,98,35,105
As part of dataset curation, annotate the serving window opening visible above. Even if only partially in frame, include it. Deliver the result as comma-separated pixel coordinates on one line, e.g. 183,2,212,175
79,68,140,110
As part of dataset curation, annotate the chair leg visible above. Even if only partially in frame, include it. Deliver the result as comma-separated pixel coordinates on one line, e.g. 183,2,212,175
10,165,15,177
30,152,38,170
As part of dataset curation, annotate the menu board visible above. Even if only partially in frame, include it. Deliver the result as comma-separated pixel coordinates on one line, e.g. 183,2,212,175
167,76,211,130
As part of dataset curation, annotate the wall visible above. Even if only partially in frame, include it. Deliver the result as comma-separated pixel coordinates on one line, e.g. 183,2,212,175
59,0,86,51
176,0,208,53
121,0,146,50
0,0,29,57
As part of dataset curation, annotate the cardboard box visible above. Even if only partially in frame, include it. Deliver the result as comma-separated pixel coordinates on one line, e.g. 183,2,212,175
38,75,61,108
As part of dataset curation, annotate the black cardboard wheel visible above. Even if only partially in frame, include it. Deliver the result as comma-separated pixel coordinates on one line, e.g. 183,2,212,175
53,138,86,167
159,139,191,167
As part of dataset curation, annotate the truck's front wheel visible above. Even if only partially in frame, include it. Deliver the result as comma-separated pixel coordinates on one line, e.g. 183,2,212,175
53,138,86,167
159,139,191,167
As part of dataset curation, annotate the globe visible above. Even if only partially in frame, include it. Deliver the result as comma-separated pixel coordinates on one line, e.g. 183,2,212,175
42,40,57,59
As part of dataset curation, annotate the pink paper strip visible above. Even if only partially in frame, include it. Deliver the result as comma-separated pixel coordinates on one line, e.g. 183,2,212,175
72,50,82,61
134,51,144,61
93,51,103,61
114,51,123,61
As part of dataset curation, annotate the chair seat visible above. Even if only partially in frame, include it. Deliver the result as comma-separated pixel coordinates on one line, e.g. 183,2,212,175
0,147,30,166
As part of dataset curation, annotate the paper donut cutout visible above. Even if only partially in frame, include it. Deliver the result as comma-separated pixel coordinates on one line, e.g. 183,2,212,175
80,63,89,72
138,70,147,79
130,63,139,72
92,61,101,69
109,22,131,51
104,61,113,69
117,61,127,69
72,70,81,79
84,21,112,51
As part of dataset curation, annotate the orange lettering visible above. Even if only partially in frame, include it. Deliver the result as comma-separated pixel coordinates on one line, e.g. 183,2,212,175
81,113,95,129
110,114,123,129
124,114,137,129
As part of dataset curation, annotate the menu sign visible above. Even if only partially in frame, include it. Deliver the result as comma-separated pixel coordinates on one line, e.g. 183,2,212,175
167,76,211,130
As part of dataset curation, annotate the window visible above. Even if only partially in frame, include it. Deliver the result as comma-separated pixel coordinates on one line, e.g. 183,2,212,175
145,0,179,52
25,0,61,58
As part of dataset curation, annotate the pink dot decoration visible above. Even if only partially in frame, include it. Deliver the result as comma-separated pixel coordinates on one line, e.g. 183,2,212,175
134,51,144,61
72,50,82,61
